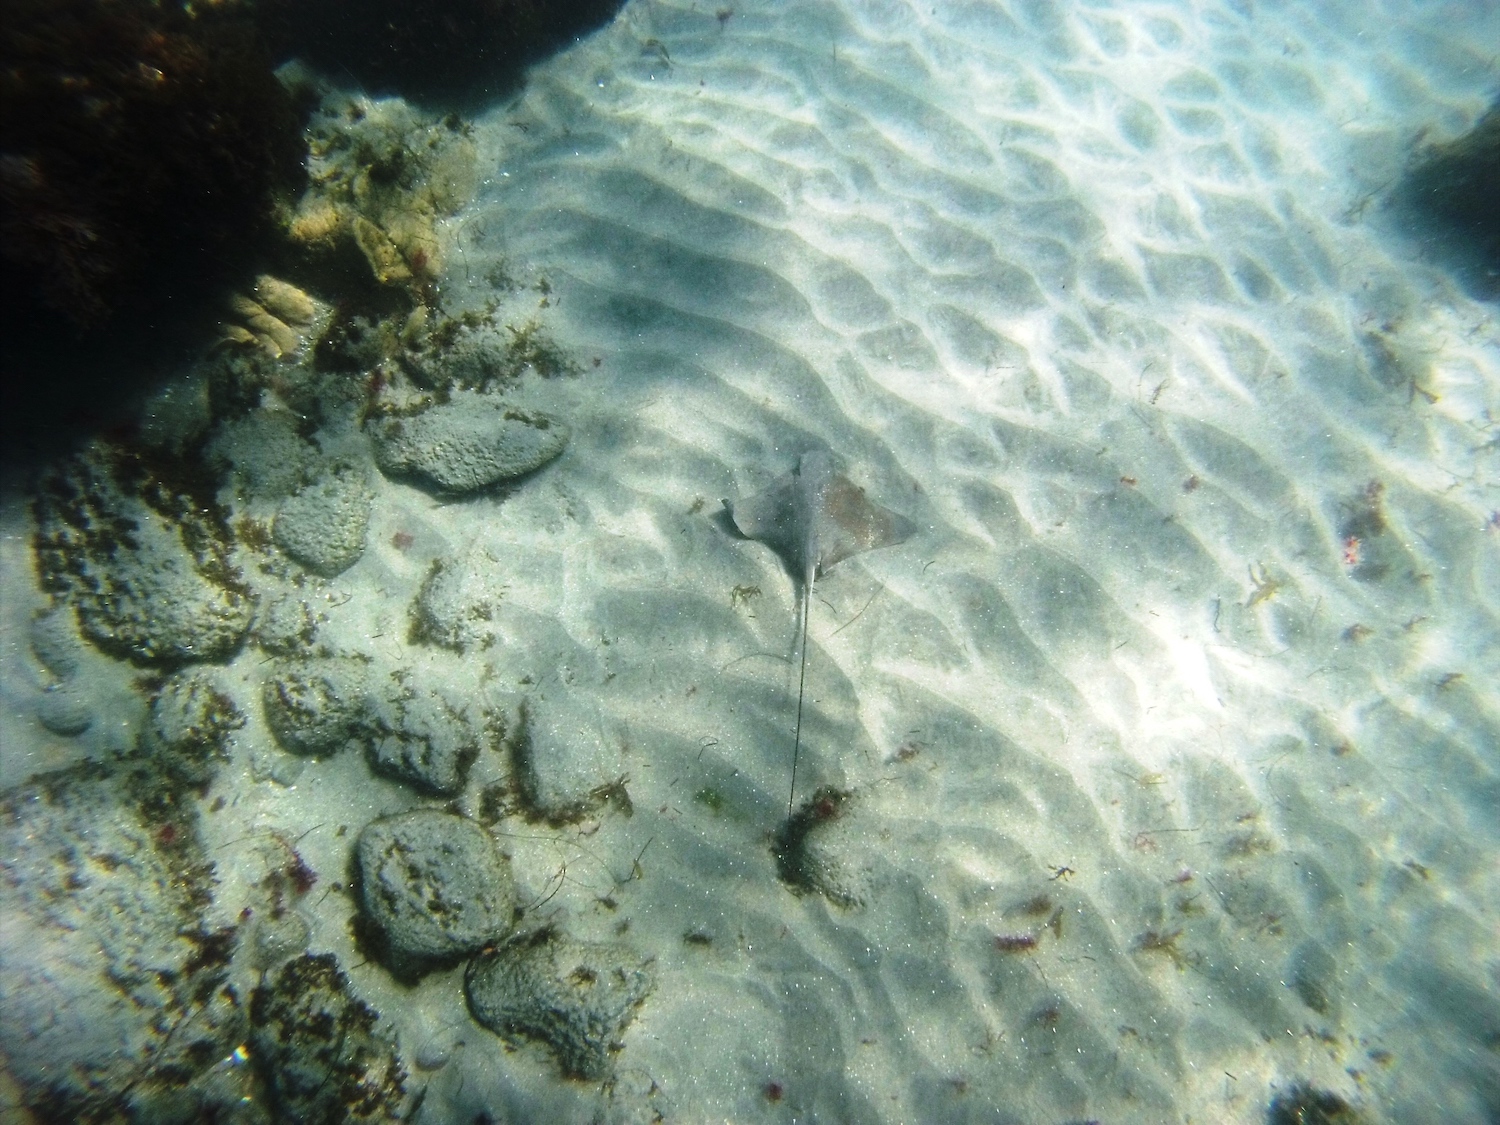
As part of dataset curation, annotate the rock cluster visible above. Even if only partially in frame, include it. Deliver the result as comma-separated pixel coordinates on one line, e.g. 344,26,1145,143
9,71,641,1119
261,658,483,796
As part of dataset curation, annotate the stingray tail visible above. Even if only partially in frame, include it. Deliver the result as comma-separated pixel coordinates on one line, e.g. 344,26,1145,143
790,564,815,816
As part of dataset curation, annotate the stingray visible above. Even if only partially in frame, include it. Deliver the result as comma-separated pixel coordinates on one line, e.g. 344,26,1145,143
727,451,916,814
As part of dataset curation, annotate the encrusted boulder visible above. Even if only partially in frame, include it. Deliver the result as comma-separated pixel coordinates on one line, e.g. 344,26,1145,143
273,463,374,577
262,657,372,757
408,549,504,653
465,926,654,1080
372,391,569,496
356,810,517,966
509,699,628,826
0,766,246,1121
142,669,245,784
205,411,319,500
249,953,407,1123
33,445,255,665
365,686,482,796
253,593,321,656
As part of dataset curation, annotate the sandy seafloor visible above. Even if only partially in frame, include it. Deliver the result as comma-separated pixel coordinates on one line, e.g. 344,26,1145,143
3,0,1500,1122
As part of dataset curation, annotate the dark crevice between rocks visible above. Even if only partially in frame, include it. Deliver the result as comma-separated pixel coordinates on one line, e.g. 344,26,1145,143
257,0,630,112
1388,99,1500,301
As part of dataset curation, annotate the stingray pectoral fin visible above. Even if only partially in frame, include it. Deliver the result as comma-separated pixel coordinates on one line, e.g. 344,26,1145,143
816,473,917,572
729,474,800,563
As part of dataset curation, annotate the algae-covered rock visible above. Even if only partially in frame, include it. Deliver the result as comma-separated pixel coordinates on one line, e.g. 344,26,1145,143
1268,1081,1365,1125
262,657,371,756
143,669,245,784
772,787,875,908
253,593,321,655
408,550,503,653
273,463,374,576
249,953,407,1124
264,658,484,794
373,392,569,496
400,316,580,390
465,927,654,1080
365,686,481,796
33,445,254,665
509,698,628,826
356,810,517,965
0,765,246,1122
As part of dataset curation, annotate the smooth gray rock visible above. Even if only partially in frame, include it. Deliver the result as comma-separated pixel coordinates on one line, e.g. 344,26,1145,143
37,686,92,736
30,609,83,679
356,810,516,962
